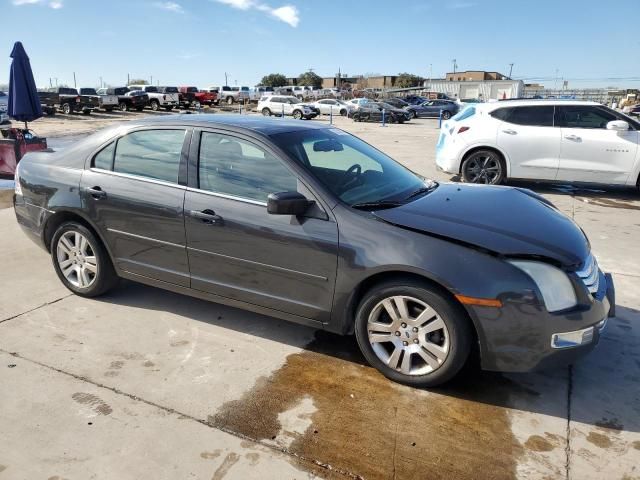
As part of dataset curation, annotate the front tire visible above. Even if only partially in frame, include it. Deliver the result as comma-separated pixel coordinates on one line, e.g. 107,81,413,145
293,110,303,120
442,110,452,120
226,96,234,105
51,222,118,298
119,102,128,112
262,108,271,116
461,149,505,185
354,279,472,387
61,103,71,115
151,100,160,111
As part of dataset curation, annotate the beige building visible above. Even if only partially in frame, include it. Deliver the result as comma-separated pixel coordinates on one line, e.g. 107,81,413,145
446,71,508,82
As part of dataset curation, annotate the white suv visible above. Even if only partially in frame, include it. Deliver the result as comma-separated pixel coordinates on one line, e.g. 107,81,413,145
257,95,319,120
436,100,640,188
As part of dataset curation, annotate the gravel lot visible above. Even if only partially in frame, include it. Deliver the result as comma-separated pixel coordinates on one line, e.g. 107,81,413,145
0,110,639,480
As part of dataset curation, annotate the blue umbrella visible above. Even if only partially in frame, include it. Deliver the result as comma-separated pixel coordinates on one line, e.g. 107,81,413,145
8,41,43,128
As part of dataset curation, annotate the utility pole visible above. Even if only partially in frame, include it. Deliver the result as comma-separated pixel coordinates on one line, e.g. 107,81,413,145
337,67,341,89
150,75,153,85
554,69,559,90
452,59,457,74
54,77,58,87
49,77,53,88
127,73,130,86
73,72,77,89
225,72,228,86
99,76,103,88
428,64,432,87
508,63,514,79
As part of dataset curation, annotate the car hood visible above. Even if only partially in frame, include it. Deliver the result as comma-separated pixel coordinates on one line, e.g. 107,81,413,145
373,183,589,267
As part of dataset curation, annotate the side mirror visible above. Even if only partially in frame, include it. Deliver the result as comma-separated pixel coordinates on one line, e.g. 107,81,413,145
606,120,629,131
267,191,312,216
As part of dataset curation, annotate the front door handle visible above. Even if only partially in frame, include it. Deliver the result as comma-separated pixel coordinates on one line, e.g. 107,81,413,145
564,134,582,141
190,209,222,225
502,129,518,135
86,186,106,199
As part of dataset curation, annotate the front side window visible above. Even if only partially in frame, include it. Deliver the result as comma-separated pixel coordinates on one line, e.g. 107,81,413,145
198,132,297,202
271,129,427,206
555,105,617,129
113,129,185,183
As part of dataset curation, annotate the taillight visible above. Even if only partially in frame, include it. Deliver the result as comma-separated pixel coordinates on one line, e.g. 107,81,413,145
75,96,81,103
163,95,167,100
458,126,470,134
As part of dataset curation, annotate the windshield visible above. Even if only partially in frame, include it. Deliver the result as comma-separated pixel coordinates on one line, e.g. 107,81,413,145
287,97,301,104
163,86,179,93
270,128,432,207
80,88,97,95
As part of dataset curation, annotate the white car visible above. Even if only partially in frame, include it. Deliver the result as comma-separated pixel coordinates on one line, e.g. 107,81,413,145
436,100,640,188
312,99,352,116
257,95,319,120
128,85,179,111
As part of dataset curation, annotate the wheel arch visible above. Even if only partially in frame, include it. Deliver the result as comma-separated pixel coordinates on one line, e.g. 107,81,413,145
459,145,511,178
43,210,114,263
339,270,481,351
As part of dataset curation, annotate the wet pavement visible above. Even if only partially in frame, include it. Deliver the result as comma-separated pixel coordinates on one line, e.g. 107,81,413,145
0,116,639,479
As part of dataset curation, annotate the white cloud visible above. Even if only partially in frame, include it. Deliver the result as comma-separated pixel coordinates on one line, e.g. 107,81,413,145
12,0,63,7
154,1,184,13
214,0,299,27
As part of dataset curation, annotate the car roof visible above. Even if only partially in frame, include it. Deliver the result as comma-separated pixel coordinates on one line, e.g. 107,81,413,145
133,114,330,135
481,99,602,110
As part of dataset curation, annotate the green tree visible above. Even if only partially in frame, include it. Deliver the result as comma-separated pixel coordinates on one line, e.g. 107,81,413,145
395,73,424,88
260,73,287,87
128,79,149,86
298,71,323,89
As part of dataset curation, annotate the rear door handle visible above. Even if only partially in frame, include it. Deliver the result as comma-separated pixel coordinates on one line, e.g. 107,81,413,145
564,134,581,141
190,209,222,225
502,129,518,135
86,186,106,199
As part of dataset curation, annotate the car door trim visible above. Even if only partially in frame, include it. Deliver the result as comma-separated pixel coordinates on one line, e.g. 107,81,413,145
185,186,267,207
187,246,328,281
90,168,187,190
107,228,185,249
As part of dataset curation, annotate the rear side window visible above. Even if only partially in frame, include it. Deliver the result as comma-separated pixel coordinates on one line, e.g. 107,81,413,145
93,142,115,170
495,106,554,127
113,130,186,183
452,106,476,121
490,108,510,121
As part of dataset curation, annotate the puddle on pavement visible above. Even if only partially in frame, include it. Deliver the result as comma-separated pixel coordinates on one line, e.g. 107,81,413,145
210,331,530,480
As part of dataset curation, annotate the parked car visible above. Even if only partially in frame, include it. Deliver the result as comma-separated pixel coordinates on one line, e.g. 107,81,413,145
406,100,460,120
80,88,118,112
383,98,411,109
311,99,352,116
347,98,370,110
199,89,218,106
97,87,149,112
13,114,614,387
176,86,203,109
258,95,319,119
0,91,8,113
38,87,96,115
211,85,250,105
628,105,640,117
436,100,640,188
350,102,410,123
158,86,184,107
129,85,179,111
404,95,427,105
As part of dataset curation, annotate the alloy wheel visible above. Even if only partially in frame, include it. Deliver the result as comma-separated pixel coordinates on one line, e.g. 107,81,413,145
56,231,98,289
367,295,450,375
463,154,502,184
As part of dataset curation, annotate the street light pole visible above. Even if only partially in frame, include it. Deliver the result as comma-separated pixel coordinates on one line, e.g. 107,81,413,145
508,63,514,79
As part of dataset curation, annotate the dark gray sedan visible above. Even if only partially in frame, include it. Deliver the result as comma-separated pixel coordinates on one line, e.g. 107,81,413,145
13,115,614,387
406,99,460,119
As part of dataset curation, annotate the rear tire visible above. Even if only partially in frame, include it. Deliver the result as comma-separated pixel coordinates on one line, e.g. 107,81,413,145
461,149,506,185
354,279,472,387
61,103,71,115
262,108,272,116
119,102,128,112
442,110,452,120
51,222,118,298
227,96,234,105
293,110,303,120
151,100,160,111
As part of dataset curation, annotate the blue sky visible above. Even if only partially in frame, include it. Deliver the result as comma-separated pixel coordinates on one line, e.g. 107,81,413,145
4,0,640,90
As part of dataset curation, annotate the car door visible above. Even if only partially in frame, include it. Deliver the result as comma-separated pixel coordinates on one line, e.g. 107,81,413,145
555,104,639,184
183,129,339,323
494,105,561,180
80,127,191,287
420,101,439,117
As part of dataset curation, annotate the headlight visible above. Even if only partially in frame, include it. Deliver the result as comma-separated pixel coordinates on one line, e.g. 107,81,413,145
508,260,577,312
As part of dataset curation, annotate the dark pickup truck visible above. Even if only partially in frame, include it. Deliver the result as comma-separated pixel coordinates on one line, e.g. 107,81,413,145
38,87,98,115
80,87,119,112
97,87,149,112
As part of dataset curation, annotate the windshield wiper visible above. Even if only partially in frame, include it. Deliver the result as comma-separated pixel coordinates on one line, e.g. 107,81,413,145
351,201,402,210
402,182,439,202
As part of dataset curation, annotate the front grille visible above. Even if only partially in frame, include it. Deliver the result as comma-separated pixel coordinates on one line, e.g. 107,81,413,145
576,254,600,295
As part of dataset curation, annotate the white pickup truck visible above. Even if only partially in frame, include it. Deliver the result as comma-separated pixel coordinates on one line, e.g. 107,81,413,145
128,85,180,111
80,88,118,112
